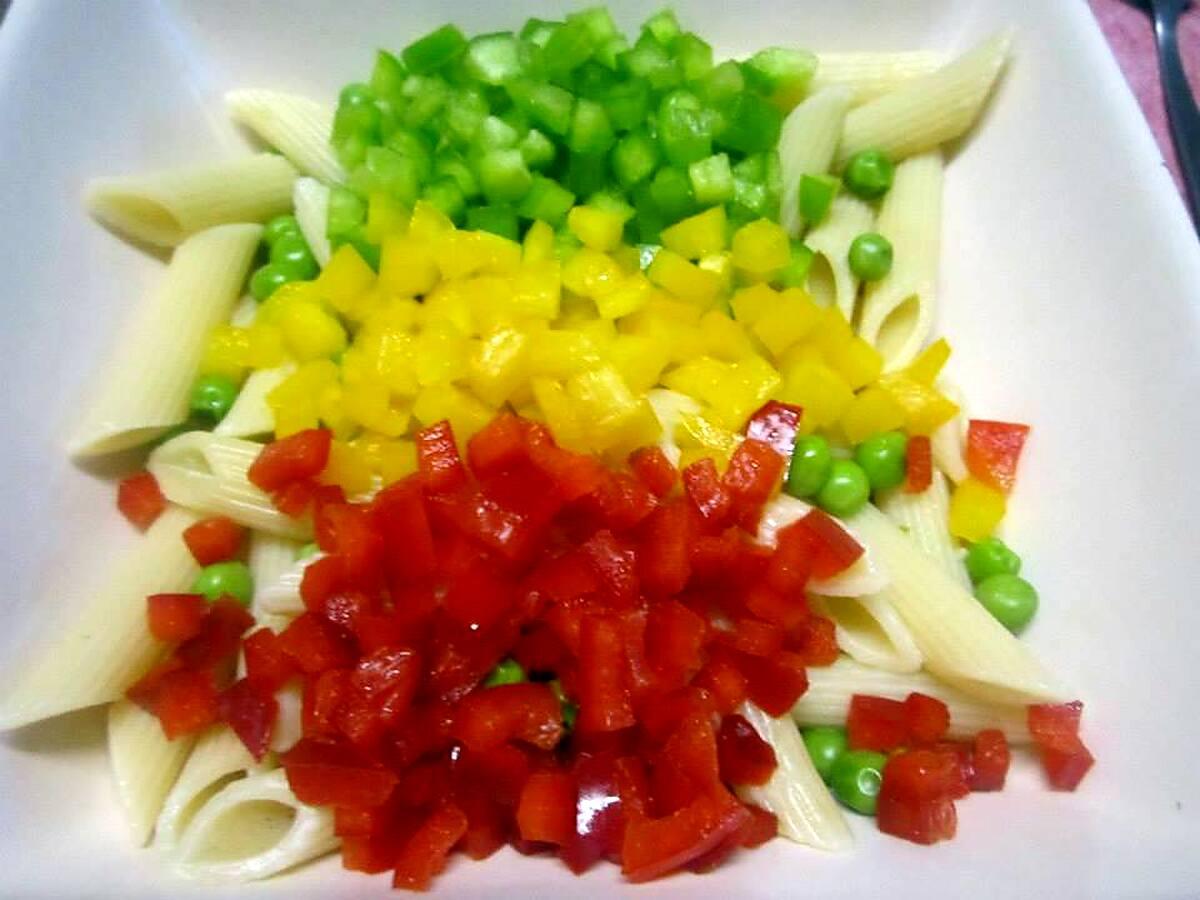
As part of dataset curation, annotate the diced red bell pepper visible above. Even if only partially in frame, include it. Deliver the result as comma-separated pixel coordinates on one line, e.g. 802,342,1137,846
342,810,421,874
621,789,750,883
248,428,332,493
312,502,380,577
737,804,778,848
682,457,734,527
966,420,1030,493
1028,701,1094,790
242,628,296,690
637,500,692,597
903,692,951,744
586,471,658,532
744,401,803,460
693,657,749,715
969,729,1010,791
146,666,220,739
876,749,963,845
786,615,840,666
734,651,809,717
717,714,777,786
283,738,399,807
628,446,678,498
218,677,278,760
415,420,468,493
689,531,742,584
721,618,784,658
117,471,166,530
722,438,786,512
182,516,245,566
903,435,933,493
580,530,639,608
175,598,255,670
351,646,421,730
560,753,625,872
443,561,516,633
272,479,317,518
372,477,436,585
516,771,576,845
577,615,636,733
467,413,528,475
456,792,508,861
876,790,957,846
278,612,354,674
392,804,469,891
645,600,707,689
764,523,815,596
429,485,546,564
794,509,865,579
146,593,207,643
742,582,808,630
847,694,909,752
522,422,605,501
454,682,564,752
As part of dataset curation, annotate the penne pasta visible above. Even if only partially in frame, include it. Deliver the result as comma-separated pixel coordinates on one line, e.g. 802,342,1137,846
69,224,262,457
148,432,312,540
857,150,944,370
214,365,295,439
155,726,258,853
810,50,946,106
803,194,875,321
646,389,702,467
878,470,971,590
811,594,923,674
836,31,1012,165
171,769,338,883
0,507,201,730
793,656,1032,742
108,700,196,846
226,89,345,185
85,154,295,249
737,703,852,851
250,531,304,607
931,380,969,483
293,177,333,267
843,504,1065,705
778,87,853,236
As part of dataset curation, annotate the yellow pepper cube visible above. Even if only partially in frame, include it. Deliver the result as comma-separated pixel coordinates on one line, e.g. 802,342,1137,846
531,377,588,451
268,360,339,436
731,218,790,277
779,358,854,427
523,220,555,263
379,236,440,297
256,280,322,325
949,477,1007,542
413,321,469,386
413,384,494,445
279,302,348,362
244,323,287,369
729,282,780,325
468,327,529,407
750,291,821,358
599,399,663,460
317,244,376,314
700,310,756,361
880,374,960,435
620,294,704,332
697,252,734,296
612,245,642,274
352,434,418,485
421,281,475,334
905,337,952,386
200,326,252,380
562,248,623,299
316,383,359,440
660,206,727,259
594,271,653,319
566,365,639,446
343,380,410,437
567,206,625,252
708,355,782,429
676,411,741,469
647,248,722,307
317,440,376,496
527,329,602,378
826,335,883,390
365,192,410,243
608,333,671,394
840,386,908,444
407,200,456,241
661,356,731,406
570,318,618,350
370,330,419,395
510,261,562,319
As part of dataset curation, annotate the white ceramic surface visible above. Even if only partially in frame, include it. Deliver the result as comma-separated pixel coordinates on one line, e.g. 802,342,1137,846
1,0,1198,897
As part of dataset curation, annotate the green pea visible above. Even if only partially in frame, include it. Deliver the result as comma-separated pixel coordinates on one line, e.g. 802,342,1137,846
188,374,239,423
484,658,527,687
192,561,254,606
965,537,1022,584
848,232,893,282
975,573,1038,633
249,263,296,301
843,149,895,199
830,749,888,815
855,431,907,492
786,435,833,498
801,726,848,783
263,214,301,247
270,233,319,281
817,459,870,517
294,542,321,561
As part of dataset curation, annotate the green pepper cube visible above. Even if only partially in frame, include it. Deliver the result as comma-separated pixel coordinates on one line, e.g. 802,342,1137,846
649,166,696,222
517,176,576,226
519,18,561,47
434,152,481,198
402,24,468,75
507,79,575,136
700,60,745,106
688,153,734,206
676,33,714,82
612,130,660,188
422,178,467,222
641,8,682,47
717,92,782,154
568,7,619,44
466,205,520,241
565,151,609,198
568,98,615,155
743,47,818,109
602,80,650,132
519,129,557,171
657,90,713,167
539,16,595,77
800,173,840,226
370,50,407,104
619,33,681,92
477,148,533,204
466,32,523,85
476,115,520,151
326,185,367,239
775,241,816,289
484,658,527,687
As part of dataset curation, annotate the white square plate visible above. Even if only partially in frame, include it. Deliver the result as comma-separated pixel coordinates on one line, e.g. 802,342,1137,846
1,1,1198,897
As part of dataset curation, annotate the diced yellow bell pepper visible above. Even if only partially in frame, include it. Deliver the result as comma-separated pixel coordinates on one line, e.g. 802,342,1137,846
342,380,410,437
949,477,1007,541
362,329,418,395
523,220,555,263
729,282,779,325
620,293,704,332
316,383,358,440
407,200,456,242
317,440,375,496
904,337,952,386
676,411,741,469
531,377,588,451
707,355,782,429
840,386,908,444
570,317,618,349
468,327,529,407
379,236,439,297
826,335,883,390
607,333,671,394
697,252,734,297
807,306,854,356
413,320,469,386
778,358,854,428
421,280,475,334
662,356,730,406
599,399,662,460
731,218,790,277
436,231,522,281
510,260,562,319
277,302,348,363
879,374,960,435
365,192,410,243
351,433,418,485
317,244,376,315
199,326,253,380
660,206,728,259
256,280,323,324
243,323,287,369
567,206,625,252
594,271,653,319
750,290,821,358
699,310,756,361
612,245,642,274
527,329,603,378
567,365,640,448
464,276,519,335
647,249,722,307
562,248,623,299
268,361,339,437
412,384,493,445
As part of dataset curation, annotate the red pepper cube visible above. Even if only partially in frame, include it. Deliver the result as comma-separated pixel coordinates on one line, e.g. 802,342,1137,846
350,646,421,731
645,600,708,689
391,804,469,891
153,667,220,739
577,614,636,734
586,471,658,532
117,472,166,530
272,479,317,518
621,790,750,883
453,682,565,752
248,428,332,492
744,401,803,460
724,618,784,658
796,509,865,579
903,434,933,493
467,412,528,475
372,477,436,585
1028,701,1094,790
847,694,909,752
174,598,255,670
903,692,951,744
560,753,625,873
743,582,808,630
723,439,786,510
516,771,576,845
299,555,344,611
580,529,639,608
146,593,208,643
876,749,963,845
182,516,245,566
242,627,297,691
693,656,749,715
968,729,1010,791
735,651,809,717
282,738,399,807
682,457,734,528
966,419,1030,493
278,612,354,674
787,615,840,666
765,522,817,595
218,677,278,761
717,714,777,786
638,500,693,597
629,446,678,498
522,422,606,501
415,420,467,493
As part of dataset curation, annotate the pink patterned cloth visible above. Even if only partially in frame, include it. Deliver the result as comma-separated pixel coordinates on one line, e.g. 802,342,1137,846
1089,0,1200,197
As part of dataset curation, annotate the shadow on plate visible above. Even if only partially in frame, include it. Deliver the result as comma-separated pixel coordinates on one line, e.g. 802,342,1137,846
3,705,107,754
